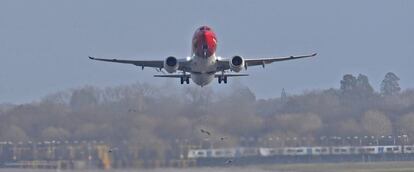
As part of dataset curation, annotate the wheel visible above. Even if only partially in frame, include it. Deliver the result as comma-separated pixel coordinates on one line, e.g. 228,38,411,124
218,76,222,84
223,76,228,84
186,77,190,84
180,77,184,84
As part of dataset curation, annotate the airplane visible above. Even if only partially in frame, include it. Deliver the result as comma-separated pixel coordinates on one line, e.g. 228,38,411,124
89,26,317,86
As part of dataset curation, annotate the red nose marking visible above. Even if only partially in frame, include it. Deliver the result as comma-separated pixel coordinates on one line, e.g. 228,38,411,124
192,26,217,58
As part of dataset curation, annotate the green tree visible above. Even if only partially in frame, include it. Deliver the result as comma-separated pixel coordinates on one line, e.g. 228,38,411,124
381,72,401,96
340,74,357,93
356,74,374,96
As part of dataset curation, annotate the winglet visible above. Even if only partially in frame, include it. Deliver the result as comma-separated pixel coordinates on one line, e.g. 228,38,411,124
311,53,318,56
88,56,95,60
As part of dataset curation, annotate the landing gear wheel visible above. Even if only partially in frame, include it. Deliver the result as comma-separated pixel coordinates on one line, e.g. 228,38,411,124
180,77,184,84
218,76,227,84
186,77,190,84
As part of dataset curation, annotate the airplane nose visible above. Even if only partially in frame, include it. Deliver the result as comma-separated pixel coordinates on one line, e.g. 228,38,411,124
193,28,216,58
202,44,208,50
201,32,209,55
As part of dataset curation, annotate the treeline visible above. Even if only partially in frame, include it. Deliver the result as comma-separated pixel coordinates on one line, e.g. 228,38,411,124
0,72,413,160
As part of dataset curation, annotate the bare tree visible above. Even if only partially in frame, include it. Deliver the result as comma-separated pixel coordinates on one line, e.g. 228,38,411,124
41,127,70,140
0,72,413,161
337,118,361,136
361,110,393,136
0,125,28,142
399,113,414,136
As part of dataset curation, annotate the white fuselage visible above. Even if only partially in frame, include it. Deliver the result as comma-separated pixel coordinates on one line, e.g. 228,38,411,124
190,54,217,86
190,26,219,86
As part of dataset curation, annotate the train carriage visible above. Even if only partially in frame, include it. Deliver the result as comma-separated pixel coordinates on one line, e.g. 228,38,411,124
235,147,260,157
359,146,379,154
331,146,352,155
259,148,284,157
211,148,236,158
379,146,402,154
283,147,310,156
311,147,330,155
187,149,208,158
404,145,414,154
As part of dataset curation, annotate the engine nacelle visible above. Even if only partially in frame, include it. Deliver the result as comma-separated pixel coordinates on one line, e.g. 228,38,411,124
164,56,179,73
229,56,244,72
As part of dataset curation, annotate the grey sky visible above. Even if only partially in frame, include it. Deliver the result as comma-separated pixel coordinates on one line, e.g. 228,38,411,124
0,0,413,103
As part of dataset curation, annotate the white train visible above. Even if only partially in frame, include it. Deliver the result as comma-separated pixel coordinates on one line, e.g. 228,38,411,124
188,147,259,158
188,145,414,159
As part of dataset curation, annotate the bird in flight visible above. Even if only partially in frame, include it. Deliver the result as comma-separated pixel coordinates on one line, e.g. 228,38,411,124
200,129,211,136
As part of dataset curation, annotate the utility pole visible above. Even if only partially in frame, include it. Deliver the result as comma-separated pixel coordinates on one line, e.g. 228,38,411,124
281,88,287,104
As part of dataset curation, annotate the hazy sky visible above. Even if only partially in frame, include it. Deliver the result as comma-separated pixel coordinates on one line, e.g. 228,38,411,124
0,0,413,103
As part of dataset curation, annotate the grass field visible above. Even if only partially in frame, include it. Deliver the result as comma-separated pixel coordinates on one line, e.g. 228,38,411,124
1,161,414,172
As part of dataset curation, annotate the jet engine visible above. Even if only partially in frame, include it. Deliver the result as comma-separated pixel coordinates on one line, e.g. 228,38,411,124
164,56,179,73
229,56,244,72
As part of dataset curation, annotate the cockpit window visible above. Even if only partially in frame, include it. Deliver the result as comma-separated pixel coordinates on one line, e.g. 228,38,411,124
199,26,210,31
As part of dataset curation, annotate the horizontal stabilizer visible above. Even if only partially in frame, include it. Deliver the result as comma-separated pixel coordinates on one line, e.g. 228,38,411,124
214,73,249,77
153,74,190,78
154,73,248,78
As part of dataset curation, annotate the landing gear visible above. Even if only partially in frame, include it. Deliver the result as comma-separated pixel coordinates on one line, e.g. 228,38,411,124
218,70,228,84
180,76,190,84
180,71,190,84
218,76,227,84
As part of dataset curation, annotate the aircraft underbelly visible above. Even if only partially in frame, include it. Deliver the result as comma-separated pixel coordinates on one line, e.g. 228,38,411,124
190,55,216,86
191,73,214,86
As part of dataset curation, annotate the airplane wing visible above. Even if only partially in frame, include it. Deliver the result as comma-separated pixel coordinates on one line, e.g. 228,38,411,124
216,53,317,70
89,56,164,68
244,53,317,67
88,56,192,71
